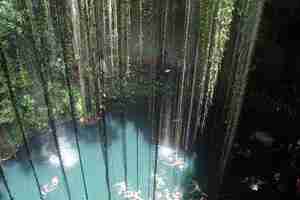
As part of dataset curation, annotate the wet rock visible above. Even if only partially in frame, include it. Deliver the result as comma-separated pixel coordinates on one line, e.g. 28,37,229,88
274,172,281,182
241,176,267,192
250,131,275,147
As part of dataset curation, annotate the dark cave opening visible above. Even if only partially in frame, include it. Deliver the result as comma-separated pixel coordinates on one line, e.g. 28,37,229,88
239,0,299,144
221,1,300,200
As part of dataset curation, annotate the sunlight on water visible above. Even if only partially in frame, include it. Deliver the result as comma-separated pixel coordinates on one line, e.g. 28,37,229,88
108,139,190,200
0,113,201,200
158,146,187,171
159,146,174,159
48,136,78,168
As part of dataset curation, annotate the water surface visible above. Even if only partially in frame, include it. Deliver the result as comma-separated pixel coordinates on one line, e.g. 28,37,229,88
0,111,195,200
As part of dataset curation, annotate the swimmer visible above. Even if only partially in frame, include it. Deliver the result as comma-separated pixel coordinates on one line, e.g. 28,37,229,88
198,192,208,200
155,191,163,199
119,186,127,195
52,176,59,186
190,180,202,193
41,185,49,196
164,190,172,200
113,181,126,187
156,176,165,189
200,196,208,200
80,117,85,123
123,190,134,199
202,192,208,197
172,191,182,200
131,190,143,200
113,181,127,195
169,159,185,169
41,176,59,197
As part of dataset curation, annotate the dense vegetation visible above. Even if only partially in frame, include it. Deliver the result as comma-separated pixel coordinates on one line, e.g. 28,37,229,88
0,0,160,149
0,0,234,159
0,1,265,200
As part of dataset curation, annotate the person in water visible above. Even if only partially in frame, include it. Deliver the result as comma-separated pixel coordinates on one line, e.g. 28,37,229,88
41,176,59,196
52,176,59,186
170,159,185,169
190,180,202,194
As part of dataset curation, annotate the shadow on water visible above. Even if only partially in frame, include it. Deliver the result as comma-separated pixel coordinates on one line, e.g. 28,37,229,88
110,99,152,142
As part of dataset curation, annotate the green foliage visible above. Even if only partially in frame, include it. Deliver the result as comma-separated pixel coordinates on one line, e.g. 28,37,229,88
0,66,15,125
0,0,18,39
103,68,176,108
0,98,14,124
7,124,23,146
73,87,85,117
49,81,70,116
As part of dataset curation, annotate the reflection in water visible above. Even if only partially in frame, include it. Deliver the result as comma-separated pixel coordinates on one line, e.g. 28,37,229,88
48,136,78,168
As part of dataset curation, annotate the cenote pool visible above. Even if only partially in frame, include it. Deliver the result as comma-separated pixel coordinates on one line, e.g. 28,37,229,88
0,110,202,200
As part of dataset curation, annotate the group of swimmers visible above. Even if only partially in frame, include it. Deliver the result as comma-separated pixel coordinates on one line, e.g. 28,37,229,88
113,181,185,200
39,178,206,200
155,189,183,200
114,182,143,200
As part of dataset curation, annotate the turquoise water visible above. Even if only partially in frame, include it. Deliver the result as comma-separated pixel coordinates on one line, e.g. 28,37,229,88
0,112,195,200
